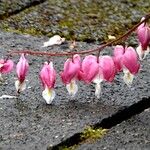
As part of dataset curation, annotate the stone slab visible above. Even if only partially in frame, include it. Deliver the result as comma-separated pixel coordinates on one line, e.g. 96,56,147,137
78,109,150,150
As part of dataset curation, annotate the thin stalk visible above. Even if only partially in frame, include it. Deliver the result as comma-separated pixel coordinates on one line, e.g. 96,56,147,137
8,13,150,57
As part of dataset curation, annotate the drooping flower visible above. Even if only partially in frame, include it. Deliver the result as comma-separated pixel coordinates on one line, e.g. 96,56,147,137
113,46,140,86
93,56,116,98
136,17,150,59
136,44,150,60
0,59,14,74
60,54,80,97
113,45,125,72
39,62,56,104
0,59,14,81
122,47,140,86
79,55,99,83
99,56,116,82
15,54,29,93
79,55,100,98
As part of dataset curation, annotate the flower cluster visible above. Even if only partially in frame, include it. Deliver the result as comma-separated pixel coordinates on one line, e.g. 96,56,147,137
0,17,150,104
0,45,141,104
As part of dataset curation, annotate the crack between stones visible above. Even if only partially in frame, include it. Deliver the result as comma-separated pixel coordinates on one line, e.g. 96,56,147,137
47,96,150,150
0,0,47,20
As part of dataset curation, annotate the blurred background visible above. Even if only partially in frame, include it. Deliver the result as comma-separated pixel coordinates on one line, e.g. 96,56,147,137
0,0,149,42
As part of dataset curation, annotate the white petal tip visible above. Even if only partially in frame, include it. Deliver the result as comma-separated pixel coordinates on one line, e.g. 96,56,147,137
0,74,4,81
123,69,134,87
143,47,150,59
42,88,55,104
95,83,101,99
136,45,150,60
15,80,26,92
136,45,144,60
66,80,78,97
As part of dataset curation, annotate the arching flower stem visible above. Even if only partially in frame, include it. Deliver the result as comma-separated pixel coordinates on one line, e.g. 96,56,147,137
7,13,150,58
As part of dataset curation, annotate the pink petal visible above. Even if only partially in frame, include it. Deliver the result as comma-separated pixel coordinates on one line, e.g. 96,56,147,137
137,24,150,50
122,47,140,74
0,59,14,73
79,55,99,83
113,45,125,72
16,54,29,83
113,45,125,57
39,62,56,89
99,56,116,82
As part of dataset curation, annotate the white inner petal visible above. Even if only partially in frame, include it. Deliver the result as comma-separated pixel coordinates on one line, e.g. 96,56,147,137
66,80,78,97
42,87,55,104
143,46,150,59
93,74,103,84
92,74,103,99
95,83,101,99
0,64,4,68
136,45,144,60
123,68,134,87
136,45,150,60
0,73,3,81
15,80,26,92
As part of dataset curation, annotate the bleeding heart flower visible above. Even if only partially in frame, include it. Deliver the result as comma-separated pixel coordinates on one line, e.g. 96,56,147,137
15,54,29,93
99,56,116,82
61,54,80,97
136,17,150,59
113,46,140,86
122,47,140,86
136,44,150,60
39,62,56,104
0,59,14,74
113,45,125,72
0,59,14,81
79,55,101,98
79,55,99,83
93,56,116,98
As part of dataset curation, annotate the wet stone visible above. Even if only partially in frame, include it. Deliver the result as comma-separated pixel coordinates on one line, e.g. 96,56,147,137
0,31,150,149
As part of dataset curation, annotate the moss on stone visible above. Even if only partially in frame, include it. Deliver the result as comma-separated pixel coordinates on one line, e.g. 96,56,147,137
0,0,150,42
53,127,108,150
81,127,108,142
0,23,43,36
58,145,77,150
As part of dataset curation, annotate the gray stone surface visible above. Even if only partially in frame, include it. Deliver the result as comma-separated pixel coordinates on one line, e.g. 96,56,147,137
0,0,44,17
0,31,150,150
78,109,150,150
